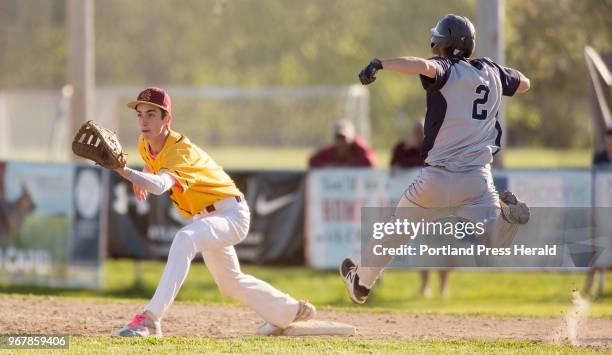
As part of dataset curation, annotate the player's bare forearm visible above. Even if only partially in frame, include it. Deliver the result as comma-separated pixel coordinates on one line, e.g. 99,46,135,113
381,57,437,78
516,71,531,94
359,57,436,85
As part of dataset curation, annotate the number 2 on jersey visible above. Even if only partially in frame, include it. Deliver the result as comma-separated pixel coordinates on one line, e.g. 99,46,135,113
472,84,490,120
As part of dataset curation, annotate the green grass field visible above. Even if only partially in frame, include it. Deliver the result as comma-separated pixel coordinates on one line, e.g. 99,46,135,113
208,147,593,170
2,260,611,354
2,260,611,318
8,337,608,355
3,147,593,170
123,147,595,170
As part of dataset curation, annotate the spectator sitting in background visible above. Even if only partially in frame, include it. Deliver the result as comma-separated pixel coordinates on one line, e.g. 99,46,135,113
593,127,612,166
390,119,425,175
308,119,376,168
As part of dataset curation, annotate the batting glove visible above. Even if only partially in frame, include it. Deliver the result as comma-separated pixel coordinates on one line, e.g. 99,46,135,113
358,58,383,85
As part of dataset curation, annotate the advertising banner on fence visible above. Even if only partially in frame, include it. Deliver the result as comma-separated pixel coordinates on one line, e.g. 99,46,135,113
107,170,306,264
593,169,612,267
240,172,305,264
0,162,103,288
305,169,419,269
306,168,606,269
494,169,592,207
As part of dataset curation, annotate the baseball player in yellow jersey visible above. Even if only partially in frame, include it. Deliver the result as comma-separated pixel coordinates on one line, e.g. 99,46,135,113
114,87,315,337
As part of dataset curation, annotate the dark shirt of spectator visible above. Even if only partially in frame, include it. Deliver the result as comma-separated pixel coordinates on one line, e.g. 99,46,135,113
593,127,612,166
390,143,423,168
309,119,376,168
390,120,425,169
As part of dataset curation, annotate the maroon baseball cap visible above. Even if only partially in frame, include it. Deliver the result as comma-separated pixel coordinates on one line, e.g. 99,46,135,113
127,87,172,115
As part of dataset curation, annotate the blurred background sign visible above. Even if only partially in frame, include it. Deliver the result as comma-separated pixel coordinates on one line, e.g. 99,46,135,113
106,169,306,265
0,162,103,288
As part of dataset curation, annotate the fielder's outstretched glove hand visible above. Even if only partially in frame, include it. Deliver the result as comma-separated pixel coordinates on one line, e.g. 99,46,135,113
358,58,383,85
72,120,127,169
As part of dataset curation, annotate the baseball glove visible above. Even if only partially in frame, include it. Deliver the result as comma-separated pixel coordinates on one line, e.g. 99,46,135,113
72,120,127,169
358,58,383,85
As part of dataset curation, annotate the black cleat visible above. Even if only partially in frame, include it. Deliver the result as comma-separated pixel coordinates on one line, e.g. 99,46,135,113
499,190,530,225
339,258,370,304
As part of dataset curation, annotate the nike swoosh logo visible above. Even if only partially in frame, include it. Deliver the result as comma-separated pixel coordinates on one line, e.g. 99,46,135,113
255,192,295,216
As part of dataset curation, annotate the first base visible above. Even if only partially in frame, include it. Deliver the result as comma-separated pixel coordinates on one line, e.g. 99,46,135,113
281,320,356,336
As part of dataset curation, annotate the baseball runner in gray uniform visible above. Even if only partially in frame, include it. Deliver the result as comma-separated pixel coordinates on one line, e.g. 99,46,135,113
341,14,531,304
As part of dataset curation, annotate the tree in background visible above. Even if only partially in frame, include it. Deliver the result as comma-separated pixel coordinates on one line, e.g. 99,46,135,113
0,0,609,149
505,0,612,148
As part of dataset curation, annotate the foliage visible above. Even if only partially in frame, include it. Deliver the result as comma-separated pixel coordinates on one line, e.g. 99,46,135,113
0,0,610,148
505,0,612,148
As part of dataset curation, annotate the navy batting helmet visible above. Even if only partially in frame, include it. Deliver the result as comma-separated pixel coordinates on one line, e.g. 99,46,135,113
430,14,476,58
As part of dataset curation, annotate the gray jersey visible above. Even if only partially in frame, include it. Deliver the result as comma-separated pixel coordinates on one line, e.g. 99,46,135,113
419,57,521,172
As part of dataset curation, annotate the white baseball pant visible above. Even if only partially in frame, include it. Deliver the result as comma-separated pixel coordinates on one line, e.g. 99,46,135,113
145,197,300,328
358,164,517,288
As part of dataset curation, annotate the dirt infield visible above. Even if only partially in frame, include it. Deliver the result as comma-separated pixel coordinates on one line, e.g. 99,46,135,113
1,297,611,348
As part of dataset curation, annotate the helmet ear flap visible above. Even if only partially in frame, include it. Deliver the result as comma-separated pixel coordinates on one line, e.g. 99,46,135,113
436,36,475,58
431,41,444,56
445,46,459,58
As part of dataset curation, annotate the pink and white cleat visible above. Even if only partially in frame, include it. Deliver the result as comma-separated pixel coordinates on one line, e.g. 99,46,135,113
115,310,162,337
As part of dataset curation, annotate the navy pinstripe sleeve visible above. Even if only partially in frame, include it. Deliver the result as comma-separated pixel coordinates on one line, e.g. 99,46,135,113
419,57,452,93
479,58,521,96
495,64,521,96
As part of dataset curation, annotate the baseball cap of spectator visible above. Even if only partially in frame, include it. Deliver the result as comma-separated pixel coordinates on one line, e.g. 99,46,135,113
334,119,356,142
127,87,172,116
